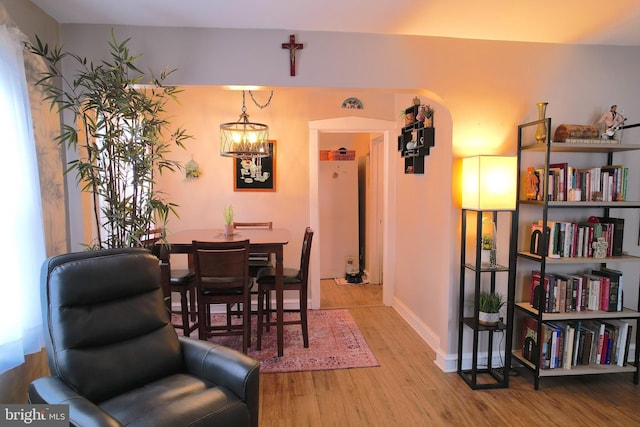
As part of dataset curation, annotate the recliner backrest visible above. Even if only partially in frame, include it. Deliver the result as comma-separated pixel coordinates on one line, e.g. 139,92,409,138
41,248,183,403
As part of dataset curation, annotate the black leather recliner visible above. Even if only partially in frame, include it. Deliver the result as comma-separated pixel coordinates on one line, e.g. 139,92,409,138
29,248,259,427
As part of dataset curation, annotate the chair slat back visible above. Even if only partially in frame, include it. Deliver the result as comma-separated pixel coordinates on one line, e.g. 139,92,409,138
192,240,250,291
299,227,314,285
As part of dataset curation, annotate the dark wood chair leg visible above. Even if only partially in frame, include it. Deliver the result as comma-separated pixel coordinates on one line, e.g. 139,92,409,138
243,293,251,353
198,302,206,341
180,289,190,337
189,288,197,322
300,293,309,348
256,287,264,350
265,289,272,332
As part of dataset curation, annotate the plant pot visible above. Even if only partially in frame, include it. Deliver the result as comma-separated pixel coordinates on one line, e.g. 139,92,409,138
478,311,500,326
223,224,233,236
481,249,496,267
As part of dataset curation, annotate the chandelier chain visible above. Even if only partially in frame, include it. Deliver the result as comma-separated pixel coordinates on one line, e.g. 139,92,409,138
248,90,274,109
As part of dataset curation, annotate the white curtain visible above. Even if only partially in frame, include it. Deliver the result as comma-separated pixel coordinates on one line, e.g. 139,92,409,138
0,25,47,374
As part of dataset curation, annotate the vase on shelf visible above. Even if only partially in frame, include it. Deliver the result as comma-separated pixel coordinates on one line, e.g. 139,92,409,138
481,216,497,268
535,102,548,144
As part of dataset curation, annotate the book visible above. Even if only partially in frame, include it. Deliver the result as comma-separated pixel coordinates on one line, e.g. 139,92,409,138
583,274,601,311
600,267,624,311
549,163,568,201
530,270,555,311
537,220,560,258
565,324,575,369
599,276,610,311
595,322,605,364
603,319,630,366
597,217,624,256
572,321,581,366
580,325,595,365
623,324,633,366
591,268,621,312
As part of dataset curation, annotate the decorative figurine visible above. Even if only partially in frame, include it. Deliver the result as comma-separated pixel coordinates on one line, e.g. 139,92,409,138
592,237,608,259
597,104,626,139
525,167,540,200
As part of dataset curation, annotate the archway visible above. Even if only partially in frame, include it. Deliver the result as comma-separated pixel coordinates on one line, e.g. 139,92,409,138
308,117,397,309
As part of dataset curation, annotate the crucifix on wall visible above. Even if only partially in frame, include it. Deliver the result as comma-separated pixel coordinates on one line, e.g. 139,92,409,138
282,34,303,76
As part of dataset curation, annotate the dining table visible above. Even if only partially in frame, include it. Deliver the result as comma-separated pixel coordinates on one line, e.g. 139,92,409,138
163,228,290,357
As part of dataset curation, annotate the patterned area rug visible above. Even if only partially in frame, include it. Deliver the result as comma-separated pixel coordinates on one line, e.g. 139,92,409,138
174,309,379,374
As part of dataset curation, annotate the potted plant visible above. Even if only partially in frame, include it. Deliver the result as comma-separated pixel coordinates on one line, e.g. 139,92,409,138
477,291,506,326
223,204,234,236
28,31,190,249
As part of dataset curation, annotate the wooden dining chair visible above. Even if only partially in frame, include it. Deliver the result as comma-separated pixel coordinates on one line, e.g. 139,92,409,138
192,239,252,354
256,227,314,350
232,221,274,277
143,228,198,338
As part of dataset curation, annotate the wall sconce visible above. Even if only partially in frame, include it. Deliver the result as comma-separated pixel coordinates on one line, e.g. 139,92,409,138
461,155,517,211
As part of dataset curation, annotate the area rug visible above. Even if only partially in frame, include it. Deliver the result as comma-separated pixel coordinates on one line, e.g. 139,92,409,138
174,309,379,374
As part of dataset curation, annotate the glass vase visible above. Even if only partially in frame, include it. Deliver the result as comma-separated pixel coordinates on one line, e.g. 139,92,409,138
481,216,497,268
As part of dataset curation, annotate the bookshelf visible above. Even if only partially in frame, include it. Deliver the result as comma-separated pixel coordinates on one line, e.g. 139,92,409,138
457,209,516,389
512,118,640,390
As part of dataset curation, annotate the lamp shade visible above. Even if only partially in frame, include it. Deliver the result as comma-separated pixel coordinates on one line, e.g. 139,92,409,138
462,156,517,210
220,117,269,159
219,90,271,159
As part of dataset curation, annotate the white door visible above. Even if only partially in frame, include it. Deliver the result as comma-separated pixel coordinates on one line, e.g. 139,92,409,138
318,160,359,278
367,135,384,284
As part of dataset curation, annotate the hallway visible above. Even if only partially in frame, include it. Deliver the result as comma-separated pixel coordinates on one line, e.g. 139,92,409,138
320,278,383,309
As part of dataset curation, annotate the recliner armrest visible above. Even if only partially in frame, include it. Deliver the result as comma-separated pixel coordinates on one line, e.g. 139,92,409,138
179,336,259,426
29,377,121,427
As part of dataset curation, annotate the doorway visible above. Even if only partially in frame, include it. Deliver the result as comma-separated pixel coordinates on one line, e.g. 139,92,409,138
308,117,397,310
317,134,384,309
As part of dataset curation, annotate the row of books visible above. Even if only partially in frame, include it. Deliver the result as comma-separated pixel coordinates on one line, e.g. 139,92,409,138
530,217,624,258
528,163,628,202
529,267,624,313
522,318,632,370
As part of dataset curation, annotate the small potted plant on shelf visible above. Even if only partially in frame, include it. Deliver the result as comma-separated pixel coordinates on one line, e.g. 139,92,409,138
477,291,505,326
223,204,234,236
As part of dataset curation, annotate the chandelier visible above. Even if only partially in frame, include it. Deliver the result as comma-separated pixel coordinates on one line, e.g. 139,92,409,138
220,90,273,159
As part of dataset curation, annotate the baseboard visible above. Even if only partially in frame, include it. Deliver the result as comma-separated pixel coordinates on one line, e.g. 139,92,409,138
391,298,454,371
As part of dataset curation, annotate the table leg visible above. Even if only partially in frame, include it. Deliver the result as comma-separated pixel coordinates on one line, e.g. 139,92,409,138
275,246,284,357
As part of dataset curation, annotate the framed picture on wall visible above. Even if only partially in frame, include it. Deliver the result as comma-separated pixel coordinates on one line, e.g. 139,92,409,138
233,140,276,192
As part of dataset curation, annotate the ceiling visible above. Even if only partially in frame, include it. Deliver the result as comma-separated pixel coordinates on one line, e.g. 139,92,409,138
31,0,640,46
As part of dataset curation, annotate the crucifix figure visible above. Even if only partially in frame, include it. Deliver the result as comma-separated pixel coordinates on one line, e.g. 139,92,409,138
282,34,303,76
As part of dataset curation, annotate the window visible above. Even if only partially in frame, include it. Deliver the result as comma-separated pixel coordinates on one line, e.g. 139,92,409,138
0,25,47,374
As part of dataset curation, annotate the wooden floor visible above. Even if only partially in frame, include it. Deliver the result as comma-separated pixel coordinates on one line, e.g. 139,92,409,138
320,278,383,309
259,280,640,426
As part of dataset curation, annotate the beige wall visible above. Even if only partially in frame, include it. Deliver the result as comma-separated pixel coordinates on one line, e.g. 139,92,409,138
0,0,65,403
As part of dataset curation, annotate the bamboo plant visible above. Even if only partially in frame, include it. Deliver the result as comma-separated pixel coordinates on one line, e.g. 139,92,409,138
28,31,191,249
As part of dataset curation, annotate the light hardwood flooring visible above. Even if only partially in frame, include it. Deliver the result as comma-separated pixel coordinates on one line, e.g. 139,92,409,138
320,278,383,309
258,280,640,426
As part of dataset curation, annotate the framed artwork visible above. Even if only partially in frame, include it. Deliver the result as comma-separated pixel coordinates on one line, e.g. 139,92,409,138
233,140,276,192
